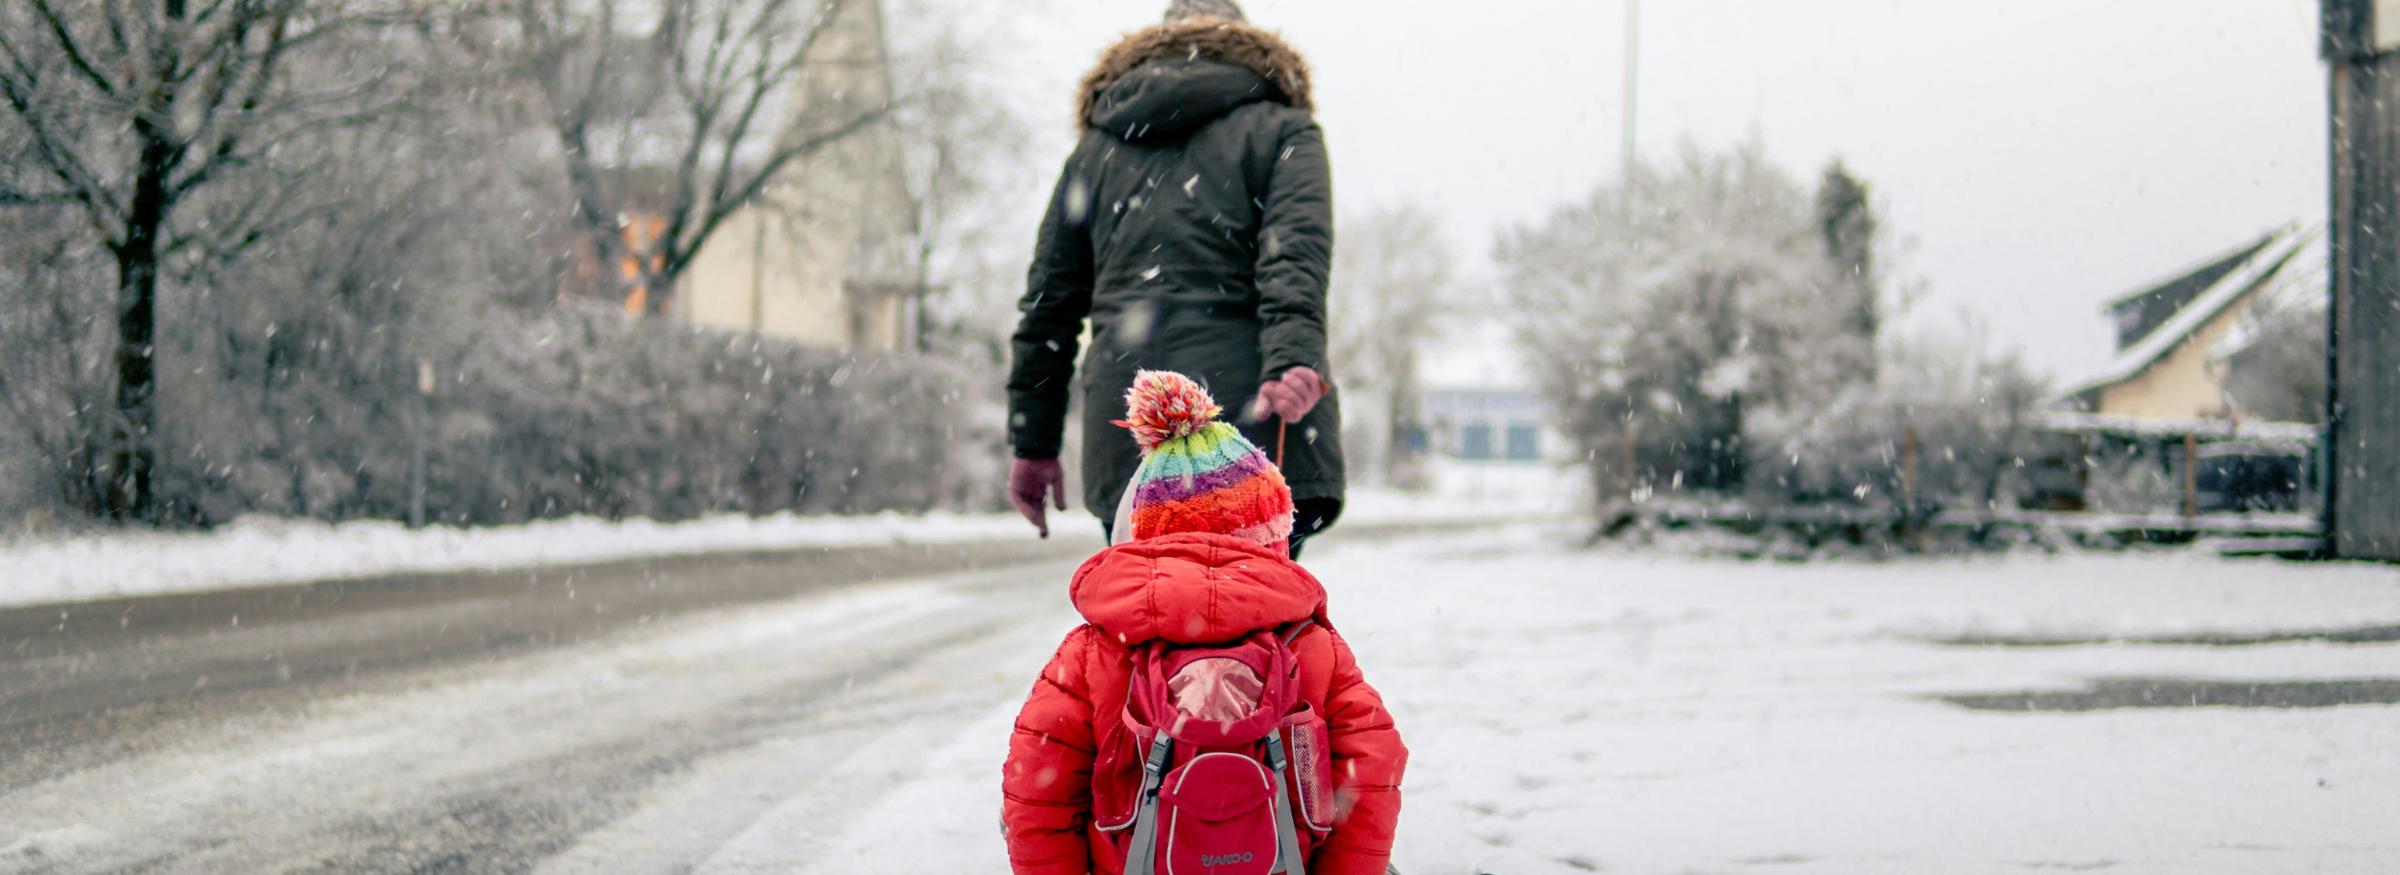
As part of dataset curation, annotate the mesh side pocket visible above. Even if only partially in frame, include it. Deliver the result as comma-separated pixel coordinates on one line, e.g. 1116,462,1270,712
1282,707,1335,834
1092,721,1146,832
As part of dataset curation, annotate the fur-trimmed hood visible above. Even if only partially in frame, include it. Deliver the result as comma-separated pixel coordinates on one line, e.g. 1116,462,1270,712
1077,17,1313,136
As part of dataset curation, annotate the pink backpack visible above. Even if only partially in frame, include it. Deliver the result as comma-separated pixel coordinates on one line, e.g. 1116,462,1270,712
1095,621,1335,875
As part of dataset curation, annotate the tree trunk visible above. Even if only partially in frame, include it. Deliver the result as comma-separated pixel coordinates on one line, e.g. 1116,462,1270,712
106,103,179,521
633,262,669,317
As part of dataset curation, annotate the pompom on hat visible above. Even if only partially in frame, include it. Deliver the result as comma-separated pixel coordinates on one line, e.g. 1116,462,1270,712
1110,370,1295,550
1163,0,1245,22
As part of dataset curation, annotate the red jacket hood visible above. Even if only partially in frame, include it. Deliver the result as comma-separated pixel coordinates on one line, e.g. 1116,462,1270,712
1069,532,1326,646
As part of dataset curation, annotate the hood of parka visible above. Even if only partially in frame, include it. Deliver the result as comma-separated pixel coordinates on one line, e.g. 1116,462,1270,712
1078,17,1313,141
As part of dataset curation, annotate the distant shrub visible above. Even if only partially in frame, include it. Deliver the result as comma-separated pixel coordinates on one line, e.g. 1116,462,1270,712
9,302,1001,531
1744,360,2045,515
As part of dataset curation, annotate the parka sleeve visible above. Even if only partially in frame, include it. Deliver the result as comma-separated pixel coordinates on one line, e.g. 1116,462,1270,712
1006,149,1099,460
1002,626,1101,875
1253,119,1335,383
1316,630,1406,875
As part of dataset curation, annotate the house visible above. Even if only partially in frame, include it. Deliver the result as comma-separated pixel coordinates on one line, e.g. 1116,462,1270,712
562,0,920,353
1401,320,1570,466
1417,387,1564,463
676,0,918,351
2033,226,2325,514
2063,225,2316,420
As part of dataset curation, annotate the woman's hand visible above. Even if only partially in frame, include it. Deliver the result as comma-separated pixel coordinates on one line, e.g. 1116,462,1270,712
1247,366,1327,422
1008,458,1067,538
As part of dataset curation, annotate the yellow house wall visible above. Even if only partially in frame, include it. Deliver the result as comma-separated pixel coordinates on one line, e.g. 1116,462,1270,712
674,0,909,352
681,205,861,347
675,218,752,333
2093,290,2262,419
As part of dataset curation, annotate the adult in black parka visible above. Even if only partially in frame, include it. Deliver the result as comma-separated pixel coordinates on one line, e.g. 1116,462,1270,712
1005,0,1344,555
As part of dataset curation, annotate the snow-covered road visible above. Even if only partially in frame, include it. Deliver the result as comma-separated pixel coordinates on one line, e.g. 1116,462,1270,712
5,526,2398,873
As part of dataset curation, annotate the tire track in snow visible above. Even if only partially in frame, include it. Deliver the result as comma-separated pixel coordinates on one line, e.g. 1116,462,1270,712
0,558,1079,874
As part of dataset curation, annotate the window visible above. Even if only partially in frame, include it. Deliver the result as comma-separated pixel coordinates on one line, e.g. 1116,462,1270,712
1461,423,1495,460
1506,423,1541,461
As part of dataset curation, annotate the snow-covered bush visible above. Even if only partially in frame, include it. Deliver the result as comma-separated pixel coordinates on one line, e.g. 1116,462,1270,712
2080,450,2182,516
1500,141,2047,522
107,302,1000,529
1499,140,1868,502
0,211,118,526
1744,343,2046,513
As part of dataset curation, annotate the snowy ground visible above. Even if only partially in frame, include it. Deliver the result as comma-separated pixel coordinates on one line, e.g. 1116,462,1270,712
1348,532,2400,874
0,457,1577,609
765,529,2400,874
8,522,2396,873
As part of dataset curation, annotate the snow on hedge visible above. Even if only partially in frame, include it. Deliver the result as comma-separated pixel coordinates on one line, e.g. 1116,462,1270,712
0,460,1576,610
0,511,1035,610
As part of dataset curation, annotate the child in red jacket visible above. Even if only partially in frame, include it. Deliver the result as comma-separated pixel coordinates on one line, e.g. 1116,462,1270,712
1002,371,1406,875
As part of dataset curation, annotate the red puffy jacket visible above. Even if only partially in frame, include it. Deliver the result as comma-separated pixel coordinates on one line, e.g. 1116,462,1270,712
1002,533,1406,875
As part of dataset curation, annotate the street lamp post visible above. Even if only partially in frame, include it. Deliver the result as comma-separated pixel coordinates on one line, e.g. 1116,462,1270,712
1623,0,1640,190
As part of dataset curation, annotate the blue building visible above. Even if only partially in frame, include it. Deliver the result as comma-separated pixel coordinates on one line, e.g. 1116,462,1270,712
1417,388,1558,463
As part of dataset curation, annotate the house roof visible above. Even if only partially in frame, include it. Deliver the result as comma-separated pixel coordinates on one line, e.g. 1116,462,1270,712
2209,228,2327,365
2034,410,2317,450
2065,225,2311,403
2103,231,2284,350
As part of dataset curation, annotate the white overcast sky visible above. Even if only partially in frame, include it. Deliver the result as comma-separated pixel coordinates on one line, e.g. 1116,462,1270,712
934,0,2329,384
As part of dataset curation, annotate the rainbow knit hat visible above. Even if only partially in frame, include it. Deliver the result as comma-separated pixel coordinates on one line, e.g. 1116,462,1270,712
1111,370,1296,549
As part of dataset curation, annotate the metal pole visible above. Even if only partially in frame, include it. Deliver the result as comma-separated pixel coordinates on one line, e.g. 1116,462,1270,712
410,358,431,529
1622,0,1640,187
748,215,766,333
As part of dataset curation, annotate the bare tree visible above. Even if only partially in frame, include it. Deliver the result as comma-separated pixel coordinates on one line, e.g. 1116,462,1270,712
0,0,412,520
462,0,896,315
884,0,1028,356
1331,203,1454,485
0,221,112,517
2221,290,2329,424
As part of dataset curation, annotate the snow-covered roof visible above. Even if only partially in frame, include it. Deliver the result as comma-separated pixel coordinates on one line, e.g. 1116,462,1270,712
2101,233,2281,348
2209,229,2327,364
2063,225,2314,402
1422,387,1548,419
2033,410,2318,447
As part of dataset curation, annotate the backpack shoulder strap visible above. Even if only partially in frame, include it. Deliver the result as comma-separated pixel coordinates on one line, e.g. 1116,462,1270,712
1279,619,1316,646
1264,732,1311,875
1122,730,1176,875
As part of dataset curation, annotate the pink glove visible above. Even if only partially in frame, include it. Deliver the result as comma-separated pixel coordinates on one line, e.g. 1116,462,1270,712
1008,458,1067,538
1247,366,1327,423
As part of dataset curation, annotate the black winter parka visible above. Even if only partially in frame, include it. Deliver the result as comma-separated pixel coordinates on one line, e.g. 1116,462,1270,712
1007,18,1343,519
